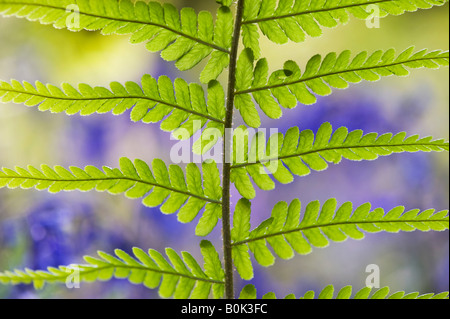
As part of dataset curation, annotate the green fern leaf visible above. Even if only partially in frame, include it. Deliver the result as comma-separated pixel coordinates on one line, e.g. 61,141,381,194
192,80,227,155
231,123,449,199
200,6,233,83
231,199,254,280
0,0,233,79
0,158,223,235
253,284,449,299
200,240,226,299
231,198,449,276
0,76,226,143
242,0,449,49
234,48,449,127
0,242,225,299
239,283,258,299
216,0,233,7
300,285,450,300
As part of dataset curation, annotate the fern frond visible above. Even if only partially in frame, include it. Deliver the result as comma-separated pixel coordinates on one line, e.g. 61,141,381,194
234,48,449,127
0,77,226,143
298,285,450,299
239,284,449,299
0,158,223,236
242,0,449,53
231,122,449,199
217,0,234,7
231,198,449,279
0,240,225,299
0,0,233,80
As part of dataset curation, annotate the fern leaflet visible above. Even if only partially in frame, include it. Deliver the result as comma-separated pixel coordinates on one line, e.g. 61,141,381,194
0,0,448,301
0,240,225,299
239,284,450,299
0,157,223,236
234,47,449,127
242,0,449,56
231,122,449,199
231,198,449,279
0,76,226,145
0,0,233,80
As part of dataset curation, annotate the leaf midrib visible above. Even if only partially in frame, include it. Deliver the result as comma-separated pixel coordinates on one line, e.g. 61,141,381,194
232,218,449,246
0,173,222,205
230,142,448,169
234,56,449,95
242,0,410,25
2,264,225,285
0,88,226,124
0,1,230,54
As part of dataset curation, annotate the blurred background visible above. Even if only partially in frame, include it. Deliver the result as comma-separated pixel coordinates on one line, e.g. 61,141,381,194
0,0,448,299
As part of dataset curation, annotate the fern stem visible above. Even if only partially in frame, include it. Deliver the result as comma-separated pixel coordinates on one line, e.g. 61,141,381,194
222,0,245,300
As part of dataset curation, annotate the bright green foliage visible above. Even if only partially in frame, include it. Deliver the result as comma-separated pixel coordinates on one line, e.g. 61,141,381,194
0,76,226,141
239,284,450,299
299,285,450,300
0,0,449,300
231,198,449,279
230,199,254,280
242,0,449,53
0,157,223,235
0,241,225,299
239,283,258,299
217,0,233,7
231,122,449,199
235,47,449,127
0,0,233,80
200,240,226,299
